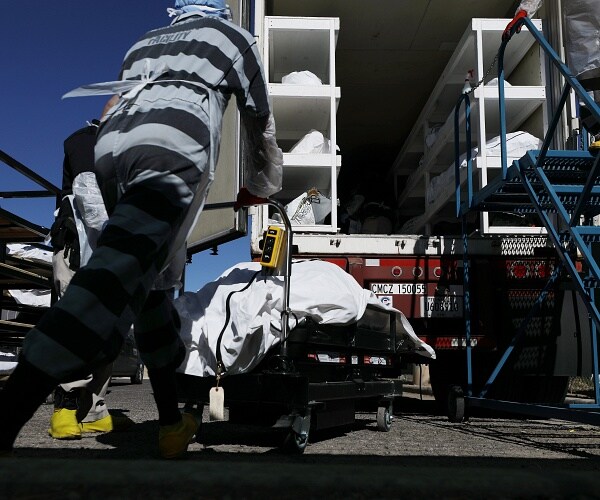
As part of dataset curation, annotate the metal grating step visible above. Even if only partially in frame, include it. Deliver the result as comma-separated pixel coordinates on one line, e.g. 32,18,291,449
525,152,596,170
467,151,600,216
559,232,600,245
582,276,600,289
520,150,599,183
473,193,600,214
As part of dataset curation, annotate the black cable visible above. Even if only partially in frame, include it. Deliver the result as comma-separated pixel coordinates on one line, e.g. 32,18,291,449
215,259,310,372
215,270,262,373
269,310,301,344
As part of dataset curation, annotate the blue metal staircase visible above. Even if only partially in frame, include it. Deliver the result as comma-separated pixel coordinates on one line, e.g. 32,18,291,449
451,16,600,423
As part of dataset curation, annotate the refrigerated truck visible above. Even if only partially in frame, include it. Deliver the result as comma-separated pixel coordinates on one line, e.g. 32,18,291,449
188,0,589,404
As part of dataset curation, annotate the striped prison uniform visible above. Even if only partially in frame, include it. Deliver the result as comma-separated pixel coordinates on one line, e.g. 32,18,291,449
21,13,273,382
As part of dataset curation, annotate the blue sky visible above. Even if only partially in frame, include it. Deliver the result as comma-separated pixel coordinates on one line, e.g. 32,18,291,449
0,2,252,293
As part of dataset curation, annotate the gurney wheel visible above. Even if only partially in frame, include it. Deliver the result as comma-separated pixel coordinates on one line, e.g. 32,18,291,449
447,385,465,423
282,429,308,454
376,406,392,432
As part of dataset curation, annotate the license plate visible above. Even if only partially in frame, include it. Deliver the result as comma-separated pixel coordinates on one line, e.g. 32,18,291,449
370,283,427,295
420,295,463,318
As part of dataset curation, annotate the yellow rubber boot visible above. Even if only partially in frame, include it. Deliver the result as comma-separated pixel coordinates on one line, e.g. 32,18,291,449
158,413,200,459
81,414,134,433
48,409,82,440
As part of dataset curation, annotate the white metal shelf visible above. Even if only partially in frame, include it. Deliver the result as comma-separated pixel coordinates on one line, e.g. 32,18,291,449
399,85,546,206
263,16,341,234
280,162,341,199
394,18,546,235
268,84,341,98
283,153,342,167
269,85,341,142
266,17,339,84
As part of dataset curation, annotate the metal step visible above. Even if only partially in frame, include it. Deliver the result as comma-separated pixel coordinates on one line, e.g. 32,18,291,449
559,226,600,244
466,150,600,215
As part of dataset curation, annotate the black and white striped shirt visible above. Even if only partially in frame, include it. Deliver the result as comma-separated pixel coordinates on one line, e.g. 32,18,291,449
121,14,270,119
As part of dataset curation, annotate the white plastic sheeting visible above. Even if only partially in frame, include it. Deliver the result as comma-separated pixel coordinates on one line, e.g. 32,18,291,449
517,0,600,82
175,259,434,378
285,189,332,225
6,244,52,308
2,244,52,376
6,243,52,265
289,129,333,154
0,350,18,375
562,0,600,82
6,289,50,308
281,70,322,86
426,131,543,205
0,351,17,375
71,172,109,266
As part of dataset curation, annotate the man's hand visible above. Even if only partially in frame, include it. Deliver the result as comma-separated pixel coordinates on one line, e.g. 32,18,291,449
234,187,268,211
503,10,528,42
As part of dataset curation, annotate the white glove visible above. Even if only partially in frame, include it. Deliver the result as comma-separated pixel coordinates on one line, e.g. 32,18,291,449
242,113,283,198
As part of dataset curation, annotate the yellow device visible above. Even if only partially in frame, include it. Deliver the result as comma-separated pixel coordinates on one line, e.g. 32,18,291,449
260,226,285,268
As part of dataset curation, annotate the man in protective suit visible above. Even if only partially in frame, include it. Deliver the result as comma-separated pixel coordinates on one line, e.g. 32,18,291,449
505,0,600,144
0,0,282,459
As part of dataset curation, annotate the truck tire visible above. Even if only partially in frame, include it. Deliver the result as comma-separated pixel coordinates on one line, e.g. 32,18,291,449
429,353,466,412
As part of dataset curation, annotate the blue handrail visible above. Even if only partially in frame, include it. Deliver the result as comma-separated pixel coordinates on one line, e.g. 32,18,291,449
454,93,473,217
456,16,600,421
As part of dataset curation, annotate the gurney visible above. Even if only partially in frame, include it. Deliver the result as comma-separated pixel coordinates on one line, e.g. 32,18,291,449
174,200,434,453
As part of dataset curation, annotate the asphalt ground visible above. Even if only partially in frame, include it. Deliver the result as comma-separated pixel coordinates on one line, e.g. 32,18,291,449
2,379,600,499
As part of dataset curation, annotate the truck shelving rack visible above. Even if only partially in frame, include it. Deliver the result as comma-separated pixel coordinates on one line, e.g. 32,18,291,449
451,16,600,425
0,150,58,356
393,17,547,236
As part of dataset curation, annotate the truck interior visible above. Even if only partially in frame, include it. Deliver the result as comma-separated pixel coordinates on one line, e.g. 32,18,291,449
258,0,600,424
264,0,524,232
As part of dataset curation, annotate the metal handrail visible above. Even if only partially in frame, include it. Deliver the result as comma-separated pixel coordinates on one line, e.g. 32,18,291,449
265,198,293,359
0,149,60,200
454,92,473,217
0,149,60,242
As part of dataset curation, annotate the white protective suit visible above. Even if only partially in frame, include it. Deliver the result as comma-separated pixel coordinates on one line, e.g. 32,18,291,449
517,0,600,86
